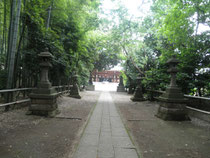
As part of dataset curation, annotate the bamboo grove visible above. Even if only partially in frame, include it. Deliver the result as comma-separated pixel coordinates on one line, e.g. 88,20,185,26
0,0,113,90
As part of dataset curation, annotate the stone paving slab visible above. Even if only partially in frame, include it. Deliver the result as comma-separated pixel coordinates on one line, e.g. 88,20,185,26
73,92,138,158
73,146,97,158
115,148,138,158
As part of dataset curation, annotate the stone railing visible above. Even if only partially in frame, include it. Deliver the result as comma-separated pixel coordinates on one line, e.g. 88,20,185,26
0,88,33,104
146,89,210,122
54,85,72,95
146,89,210,112
0,85,72,110
184,95,210,112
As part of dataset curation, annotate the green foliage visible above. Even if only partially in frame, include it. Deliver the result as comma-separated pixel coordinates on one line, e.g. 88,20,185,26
0,0,209,97
117,0,210,96
120,70,127,86
0,0,110,88
149,0,210,96
94,34,121,70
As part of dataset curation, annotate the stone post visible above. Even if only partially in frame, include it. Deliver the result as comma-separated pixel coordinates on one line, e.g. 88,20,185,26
131,74,145,101
86,72,95,91
69,74,81,99
117,76,125,92
27,48,59,117
156,56,189,121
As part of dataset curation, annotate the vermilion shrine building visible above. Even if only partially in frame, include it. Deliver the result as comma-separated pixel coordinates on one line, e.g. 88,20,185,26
92,70,121,83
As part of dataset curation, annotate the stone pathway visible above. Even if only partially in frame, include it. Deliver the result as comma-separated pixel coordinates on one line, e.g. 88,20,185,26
73,92,138,158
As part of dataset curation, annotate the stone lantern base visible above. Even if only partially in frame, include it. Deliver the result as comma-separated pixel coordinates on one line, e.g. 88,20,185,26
156,98,190,121
27,87,59,117
130,87,145,101
156,87,190,121
117,85,125,92
86,85,95,91
130,97,145,101
69,84,81,99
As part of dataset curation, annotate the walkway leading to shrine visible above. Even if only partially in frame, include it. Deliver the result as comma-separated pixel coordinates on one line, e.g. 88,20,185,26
73,91,138,158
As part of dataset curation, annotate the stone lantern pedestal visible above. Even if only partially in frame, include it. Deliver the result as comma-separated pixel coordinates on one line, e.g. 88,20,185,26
27,49,59,117
69,75,81,99
117,76,125,92
131,75,145,101
156,56,189,121
86,73,95,91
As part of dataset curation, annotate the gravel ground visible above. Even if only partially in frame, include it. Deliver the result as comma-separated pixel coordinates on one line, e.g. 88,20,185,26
111,92,210,158
0,91,101,158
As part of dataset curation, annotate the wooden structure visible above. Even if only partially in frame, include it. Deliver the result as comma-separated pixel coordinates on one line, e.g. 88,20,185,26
92,70,121,83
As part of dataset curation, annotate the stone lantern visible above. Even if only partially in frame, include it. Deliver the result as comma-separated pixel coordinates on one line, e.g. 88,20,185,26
86,71,95,91
89,75,93,85
27,48,59,117
117,76,125,92
156,56,189,121
127,76,134,94
131,74,145,101
69,74,81,99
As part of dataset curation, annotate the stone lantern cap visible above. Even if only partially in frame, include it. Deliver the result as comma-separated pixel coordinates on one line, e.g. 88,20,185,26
136,76,141,80
38,48,53,67
38,49,53,58
166,55,179,65
73,74,78,79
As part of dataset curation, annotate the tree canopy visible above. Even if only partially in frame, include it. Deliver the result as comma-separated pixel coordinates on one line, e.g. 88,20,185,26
0,0,209,96
0,0,121,90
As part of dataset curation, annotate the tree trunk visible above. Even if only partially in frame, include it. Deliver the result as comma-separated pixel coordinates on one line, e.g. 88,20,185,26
46,5,52,29
6,0,21,105
3,0,7,58
14,0,27,88
6,0,22,88
6,0,16,69
0,0,7,55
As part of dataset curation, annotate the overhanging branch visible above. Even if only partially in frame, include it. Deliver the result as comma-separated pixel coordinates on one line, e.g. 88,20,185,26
121,44,144,75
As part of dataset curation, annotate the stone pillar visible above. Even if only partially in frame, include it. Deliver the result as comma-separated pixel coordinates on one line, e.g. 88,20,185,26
156,56,189,121
86,72,95,91
27,48,59,117
69,74,81,99
117,76,125,92
131,74,145,101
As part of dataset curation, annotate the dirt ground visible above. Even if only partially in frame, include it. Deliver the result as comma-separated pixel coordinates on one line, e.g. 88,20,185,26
1,90,210,158
0,91,101,158
111,92,210,158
